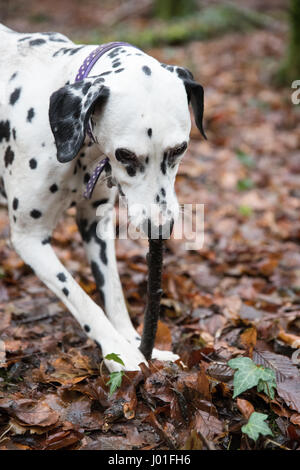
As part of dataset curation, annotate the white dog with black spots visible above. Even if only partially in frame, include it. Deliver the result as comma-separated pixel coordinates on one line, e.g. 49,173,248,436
0,23,206,371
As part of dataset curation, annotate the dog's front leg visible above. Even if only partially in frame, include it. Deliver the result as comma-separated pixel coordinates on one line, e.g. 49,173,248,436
77,194,179,363
10,228,147,371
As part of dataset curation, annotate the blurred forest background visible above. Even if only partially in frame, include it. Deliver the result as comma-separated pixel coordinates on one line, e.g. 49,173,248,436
1,0,300,451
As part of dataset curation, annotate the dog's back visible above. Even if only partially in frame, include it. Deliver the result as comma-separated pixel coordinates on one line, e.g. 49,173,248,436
0,24,76,185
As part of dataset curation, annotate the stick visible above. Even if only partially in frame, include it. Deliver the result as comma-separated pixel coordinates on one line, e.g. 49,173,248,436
139,237,164,360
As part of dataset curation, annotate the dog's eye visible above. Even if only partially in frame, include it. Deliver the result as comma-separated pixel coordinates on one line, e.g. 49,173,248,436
171,141,187,157
115,148,138,164
168,142,187,167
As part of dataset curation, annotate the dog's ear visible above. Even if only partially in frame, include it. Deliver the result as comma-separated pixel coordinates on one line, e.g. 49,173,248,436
162,64,206,139
176,66,207,140
49,80,110,163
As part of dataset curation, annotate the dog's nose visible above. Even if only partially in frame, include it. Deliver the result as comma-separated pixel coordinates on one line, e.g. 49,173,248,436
142,218,174,239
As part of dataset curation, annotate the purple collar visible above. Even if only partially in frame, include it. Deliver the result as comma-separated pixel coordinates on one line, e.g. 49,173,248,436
75,42,136,199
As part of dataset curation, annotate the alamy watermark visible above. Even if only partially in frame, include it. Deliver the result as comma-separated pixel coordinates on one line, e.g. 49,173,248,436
95,199,205,250
291,80,300,104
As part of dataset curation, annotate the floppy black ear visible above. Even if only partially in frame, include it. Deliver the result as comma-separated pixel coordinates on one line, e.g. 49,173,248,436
49,80,110,163
173,66,207,140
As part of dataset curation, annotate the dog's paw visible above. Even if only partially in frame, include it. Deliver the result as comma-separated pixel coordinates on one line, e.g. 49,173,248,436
126,335,179,363
151,348,179,362
101,336,148,372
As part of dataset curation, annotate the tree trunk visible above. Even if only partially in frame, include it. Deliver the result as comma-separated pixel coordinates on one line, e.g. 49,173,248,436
153,0,196,20
287,0,300,78
278,0,300,83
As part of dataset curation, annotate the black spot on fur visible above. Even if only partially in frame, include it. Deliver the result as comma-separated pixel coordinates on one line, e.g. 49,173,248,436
161,187,166,197
0,121,10,143
49,183,58,193
176,67,193,80
92,198,109,208
30,209,42,219
13,216,17,223
161,152,168,175
62,287,69,296
27,108,35,122
112,61,121,68
29,158,37,169
4,146,14,167
57,272,67,282
84,324,90,333
147,128,152,138
0,177,7,199
12,198,18,210
126,166,136,177
42,236,51,245
18,36,32,42
9,88,21,106
29,39,46,46
91,261,104,288
69,47,83,55
99,240,107,265
10,72,18,81
84,173,90,184
145,156,149,164
156,194,160,203
115,68,125,73
77,219,107,265
142,65,151,76
12,129,16,140
82,83,91,95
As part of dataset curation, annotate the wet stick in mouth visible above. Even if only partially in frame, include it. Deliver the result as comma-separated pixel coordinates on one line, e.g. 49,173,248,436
139,237,164,360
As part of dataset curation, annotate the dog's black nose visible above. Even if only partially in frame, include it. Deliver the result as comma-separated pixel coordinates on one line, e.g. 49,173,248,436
142,218,174,239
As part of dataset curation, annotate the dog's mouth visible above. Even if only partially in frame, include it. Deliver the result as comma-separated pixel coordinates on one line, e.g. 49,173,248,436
141,218,174,240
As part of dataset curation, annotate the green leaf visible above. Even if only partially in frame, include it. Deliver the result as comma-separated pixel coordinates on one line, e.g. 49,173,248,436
238,205,253,217
106,371,124,396
228,357,276,399
104,353,125,366
257,376,276,400
237,178,255,191
242,412,273,441
236,150,255,168
228,357,261,398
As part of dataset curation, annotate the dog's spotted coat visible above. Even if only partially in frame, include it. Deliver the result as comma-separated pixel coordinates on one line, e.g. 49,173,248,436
0,24,205,371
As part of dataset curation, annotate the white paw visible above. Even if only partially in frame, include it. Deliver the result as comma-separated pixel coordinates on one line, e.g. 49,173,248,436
151,348,179,362
126,335,179,363
101,335,148,372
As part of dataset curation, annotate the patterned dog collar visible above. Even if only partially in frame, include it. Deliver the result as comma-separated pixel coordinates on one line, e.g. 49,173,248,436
75,41,136,199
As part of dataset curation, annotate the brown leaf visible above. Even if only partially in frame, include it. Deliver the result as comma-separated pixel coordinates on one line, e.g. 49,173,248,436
237,398,254,419
239,326,257,352
253,350,299,383
0,398,59,427
154,320,172,351
277,379,300,413
41,429,82,450
183,430,203,450
290,414,300,426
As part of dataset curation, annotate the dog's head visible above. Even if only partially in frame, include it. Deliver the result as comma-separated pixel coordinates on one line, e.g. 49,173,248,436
49,56,206,237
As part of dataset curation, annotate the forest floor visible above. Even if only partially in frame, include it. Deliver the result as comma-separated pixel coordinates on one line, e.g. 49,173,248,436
0,3,300,451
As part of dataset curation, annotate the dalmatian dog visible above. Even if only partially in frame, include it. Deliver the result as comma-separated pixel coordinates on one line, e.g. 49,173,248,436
0,24,205,372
